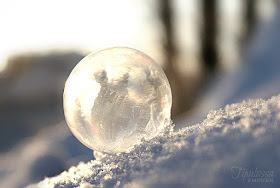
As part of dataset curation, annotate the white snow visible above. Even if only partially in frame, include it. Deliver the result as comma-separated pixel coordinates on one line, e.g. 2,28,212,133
28,94,280,188
0,122,92,188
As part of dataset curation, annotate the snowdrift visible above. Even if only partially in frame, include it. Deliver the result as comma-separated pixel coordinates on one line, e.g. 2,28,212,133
29,94,280,188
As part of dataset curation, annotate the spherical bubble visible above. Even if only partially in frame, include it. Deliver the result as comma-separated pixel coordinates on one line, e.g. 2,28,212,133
63,47,172,153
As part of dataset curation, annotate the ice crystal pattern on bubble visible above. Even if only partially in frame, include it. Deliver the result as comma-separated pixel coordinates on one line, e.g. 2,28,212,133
63,47,172,153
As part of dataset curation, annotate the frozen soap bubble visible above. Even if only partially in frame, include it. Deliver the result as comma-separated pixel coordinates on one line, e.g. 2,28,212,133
63,47,172,153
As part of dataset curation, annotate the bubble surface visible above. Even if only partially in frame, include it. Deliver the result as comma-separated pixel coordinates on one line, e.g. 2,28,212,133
63,47,172,153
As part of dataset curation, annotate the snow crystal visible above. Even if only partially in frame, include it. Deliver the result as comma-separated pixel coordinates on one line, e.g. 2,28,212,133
28,94,280,188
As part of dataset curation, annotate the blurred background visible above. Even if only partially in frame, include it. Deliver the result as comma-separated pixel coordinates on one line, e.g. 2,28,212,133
0,0,279,187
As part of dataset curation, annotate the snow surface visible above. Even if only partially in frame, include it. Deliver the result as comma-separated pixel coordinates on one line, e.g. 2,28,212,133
29,94,280,188
0,122,92,188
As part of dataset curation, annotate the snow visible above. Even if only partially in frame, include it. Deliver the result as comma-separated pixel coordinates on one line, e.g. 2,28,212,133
0,123,93,188
28,94,280,188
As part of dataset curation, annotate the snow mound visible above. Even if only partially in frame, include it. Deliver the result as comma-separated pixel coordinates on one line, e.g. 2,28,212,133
29,95,280,188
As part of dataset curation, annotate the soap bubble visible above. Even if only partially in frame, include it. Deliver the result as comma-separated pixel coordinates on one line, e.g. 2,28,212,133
63,47,172,153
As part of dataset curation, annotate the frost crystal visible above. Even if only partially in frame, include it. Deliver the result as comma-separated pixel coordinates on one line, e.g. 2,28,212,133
63,47,172,153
